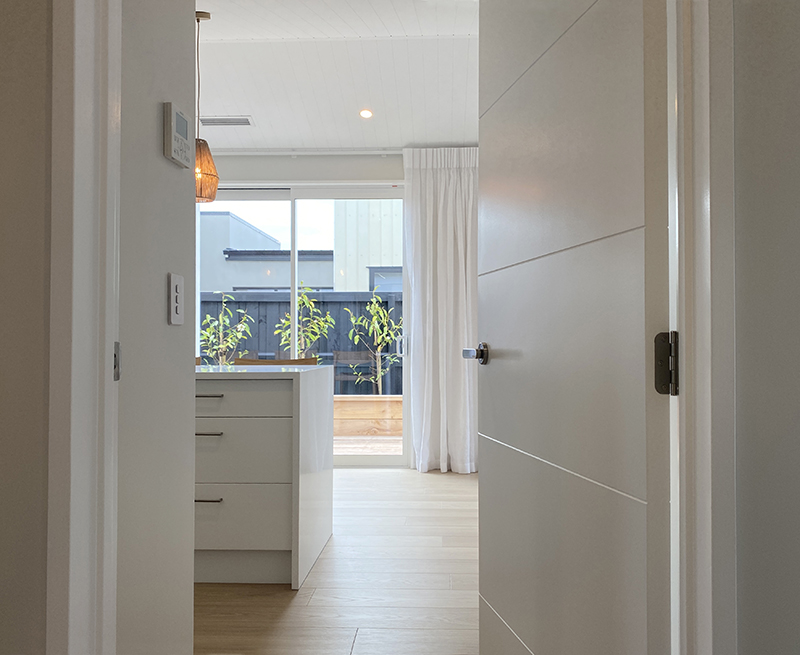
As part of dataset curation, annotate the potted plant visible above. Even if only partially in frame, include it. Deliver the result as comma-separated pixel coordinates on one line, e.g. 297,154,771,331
200,292,255,365
344,290,403,395
274,284,335,359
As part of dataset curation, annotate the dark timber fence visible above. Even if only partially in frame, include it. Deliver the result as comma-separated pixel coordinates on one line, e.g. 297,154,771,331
199,290,404,395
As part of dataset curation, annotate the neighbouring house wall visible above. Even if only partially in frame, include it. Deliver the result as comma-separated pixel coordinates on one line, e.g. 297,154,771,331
333,200,403,291
734,2,800,652
117,0,197,651
227,214,281,249
198,211,337,293
0,2,51,653
200,255,334,292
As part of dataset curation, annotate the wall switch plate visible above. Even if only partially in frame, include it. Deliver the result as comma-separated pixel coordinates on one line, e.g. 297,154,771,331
168,273,184,325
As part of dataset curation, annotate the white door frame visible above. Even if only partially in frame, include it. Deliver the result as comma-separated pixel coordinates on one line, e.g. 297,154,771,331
44,0,739,650
669,0,738,653
48,0,121,652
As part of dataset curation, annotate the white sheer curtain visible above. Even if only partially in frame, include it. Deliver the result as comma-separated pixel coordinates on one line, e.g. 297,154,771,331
403,147,478,474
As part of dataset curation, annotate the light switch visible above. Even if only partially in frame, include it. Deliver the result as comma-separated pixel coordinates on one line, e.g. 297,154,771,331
168,273,184,326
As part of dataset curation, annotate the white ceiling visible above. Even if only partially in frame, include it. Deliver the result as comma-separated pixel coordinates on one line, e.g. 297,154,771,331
196,1,479,151
198,0,479,41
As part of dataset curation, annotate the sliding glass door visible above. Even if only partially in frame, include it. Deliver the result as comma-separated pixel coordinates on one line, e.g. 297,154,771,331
196,186,409,466
196,190,292,364
295,197,406,465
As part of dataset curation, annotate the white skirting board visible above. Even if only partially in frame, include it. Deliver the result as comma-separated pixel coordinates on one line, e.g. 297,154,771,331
194,550,292,584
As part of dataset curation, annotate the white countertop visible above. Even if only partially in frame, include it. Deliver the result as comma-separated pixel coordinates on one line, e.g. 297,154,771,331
196,365,326,380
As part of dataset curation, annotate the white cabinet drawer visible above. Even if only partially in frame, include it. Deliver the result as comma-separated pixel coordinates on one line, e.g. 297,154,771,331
195,418,293,484
195,484,292,551
195,379,293,417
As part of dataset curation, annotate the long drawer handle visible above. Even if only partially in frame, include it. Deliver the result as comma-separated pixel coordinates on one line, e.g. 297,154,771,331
195,432,224,437
195,393,224,399
195,498,224,503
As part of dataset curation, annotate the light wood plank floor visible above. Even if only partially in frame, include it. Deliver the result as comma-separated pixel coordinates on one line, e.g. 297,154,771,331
333,436,403,456
195,468,479,655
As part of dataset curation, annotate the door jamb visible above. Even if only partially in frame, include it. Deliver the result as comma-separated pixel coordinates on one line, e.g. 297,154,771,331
669,1,738,653
48,0,121,652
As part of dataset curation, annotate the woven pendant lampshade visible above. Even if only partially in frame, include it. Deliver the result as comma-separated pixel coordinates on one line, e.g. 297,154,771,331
195,138,218,202
195,11,218,203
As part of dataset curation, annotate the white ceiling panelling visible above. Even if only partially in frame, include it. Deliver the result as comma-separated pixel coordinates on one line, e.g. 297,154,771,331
197,0,479,42
197,35,478,151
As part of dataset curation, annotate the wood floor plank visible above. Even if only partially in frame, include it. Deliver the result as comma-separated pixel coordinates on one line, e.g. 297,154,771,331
450,574,479,591
333,516,408,527
405,515,480,526
332,524,477,538
198,606,478,631
193,629,357,655
334,436,403,456
335,496,478,506
320,546,478,561
194,470,479,654
334,500,478,510
309,557,478,575
301,571,453,590
242,606,479,630
442,535,479,548
328,535,443,548
352,629,479,655
194,583,314,608
309,588,478,609
334,507,478,518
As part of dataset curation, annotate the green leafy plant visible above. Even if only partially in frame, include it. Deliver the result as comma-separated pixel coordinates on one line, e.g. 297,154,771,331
200,292,255,365
344,290,403,395
274,284,336,358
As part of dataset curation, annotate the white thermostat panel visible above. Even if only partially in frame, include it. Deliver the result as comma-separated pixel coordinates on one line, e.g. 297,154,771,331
163,102,192,168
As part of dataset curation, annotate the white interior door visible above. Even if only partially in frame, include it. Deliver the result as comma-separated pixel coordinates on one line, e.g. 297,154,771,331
477,0,670,653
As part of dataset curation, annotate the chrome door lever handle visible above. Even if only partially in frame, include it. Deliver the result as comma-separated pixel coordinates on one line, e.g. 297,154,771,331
462,342,489,365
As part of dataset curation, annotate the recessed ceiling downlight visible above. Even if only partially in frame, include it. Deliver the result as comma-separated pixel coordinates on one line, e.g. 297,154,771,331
359,109,373,119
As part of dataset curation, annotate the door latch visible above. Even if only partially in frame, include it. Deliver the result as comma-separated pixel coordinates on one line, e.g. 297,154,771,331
654,331,678,396
462,342,489,365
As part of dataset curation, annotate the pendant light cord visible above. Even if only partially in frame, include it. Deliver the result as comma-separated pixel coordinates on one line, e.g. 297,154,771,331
196,17,201,137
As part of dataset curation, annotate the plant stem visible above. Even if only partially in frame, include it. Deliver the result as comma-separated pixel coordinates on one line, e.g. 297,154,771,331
376,347,383,395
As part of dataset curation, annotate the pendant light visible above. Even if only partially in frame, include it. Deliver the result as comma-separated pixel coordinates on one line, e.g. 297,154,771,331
195,10,218,203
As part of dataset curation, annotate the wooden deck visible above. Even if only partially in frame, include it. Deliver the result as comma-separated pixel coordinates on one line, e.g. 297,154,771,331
334,395,403,456
334,395,402,437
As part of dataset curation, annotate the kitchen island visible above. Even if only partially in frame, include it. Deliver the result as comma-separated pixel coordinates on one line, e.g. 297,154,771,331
194,364,333,589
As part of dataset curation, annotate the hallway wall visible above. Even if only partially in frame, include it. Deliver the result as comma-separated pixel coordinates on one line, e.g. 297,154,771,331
117,0,197,651
0,2,51,653
734,2,800,652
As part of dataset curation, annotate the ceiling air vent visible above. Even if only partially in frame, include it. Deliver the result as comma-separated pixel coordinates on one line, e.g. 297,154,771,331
200,116,253,127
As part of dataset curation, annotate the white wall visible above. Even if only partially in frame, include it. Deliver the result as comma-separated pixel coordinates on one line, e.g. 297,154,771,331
117,0,197,651
0,2,51,652
215,153,404,185
734,2,800,651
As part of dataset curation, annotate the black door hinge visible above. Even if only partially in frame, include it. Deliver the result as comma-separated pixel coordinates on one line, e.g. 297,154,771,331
654,331,678,396
114,341,121,382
